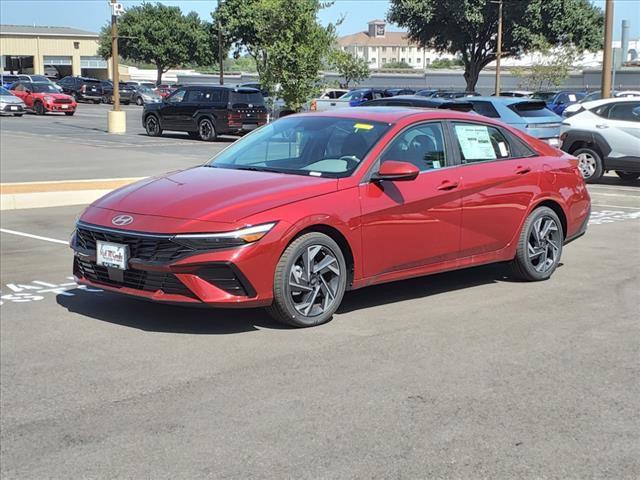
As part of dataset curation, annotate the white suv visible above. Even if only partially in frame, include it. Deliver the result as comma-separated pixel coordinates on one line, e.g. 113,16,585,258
560,98,640,182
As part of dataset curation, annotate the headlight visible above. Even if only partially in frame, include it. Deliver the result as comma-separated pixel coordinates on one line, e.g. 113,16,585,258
44,95,54,103
172,223,276,250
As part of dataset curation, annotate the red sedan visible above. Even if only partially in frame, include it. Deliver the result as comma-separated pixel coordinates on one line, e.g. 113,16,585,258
10,81,76,115
71,108,590,327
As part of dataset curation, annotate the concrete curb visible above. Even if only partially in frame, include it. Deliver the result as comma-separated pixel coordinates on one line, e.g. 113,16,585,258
0,178,143,211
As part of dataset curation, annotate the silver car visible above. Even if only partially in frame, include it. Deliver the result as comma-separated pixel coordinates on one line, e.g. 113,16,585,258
0,86,25,116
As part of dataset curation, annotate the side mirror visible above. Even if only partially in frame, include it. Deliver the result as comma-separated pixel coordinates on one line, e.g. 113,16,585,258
25,89,31,94
372,161,420,182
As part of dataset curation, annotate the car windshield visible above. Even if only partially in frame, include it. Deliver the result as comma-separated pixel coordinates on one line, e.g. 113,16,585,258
339,90,367,100
532,92,558,101
32,83,59,93
30,75,49,82
208,116,390,178
0,87,12,95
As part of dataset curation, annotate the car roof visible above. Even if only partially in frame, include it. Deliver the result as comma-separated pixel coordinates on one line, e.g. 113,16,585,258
295,106,482,123
580,97,640,109
467,96,537,105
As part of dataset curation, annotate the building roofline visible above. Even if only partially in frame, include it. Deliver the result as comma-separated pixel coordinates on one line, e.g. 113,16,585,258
0,24,99,38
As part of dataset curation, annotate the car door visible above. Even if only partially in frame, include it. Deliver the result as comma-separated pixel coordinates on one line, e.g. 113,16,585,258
160,88,187,129
451,121,541,257
359,121,462,278
11,82,32,107
178,87,206,130
597,101,640,159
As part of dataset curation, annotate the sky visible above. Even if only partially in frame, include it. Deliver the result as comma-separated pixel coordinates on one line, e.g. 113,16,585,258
0,0,638,39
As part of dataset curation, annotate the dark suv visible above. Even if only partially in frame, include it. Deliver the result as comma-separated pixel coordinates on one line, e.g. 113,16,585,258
142,85,268,141
56,76,103,103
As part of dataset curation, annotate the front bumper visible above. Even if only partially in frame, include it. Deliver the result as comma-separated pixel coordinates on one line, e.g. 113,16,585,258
46,103,76,112
70,220,286,307
0,103,25,114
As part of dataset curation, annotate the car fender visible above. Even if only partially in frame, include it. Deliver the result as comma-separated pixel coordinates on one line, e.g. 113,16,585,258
194,111,217,129
562,129,611,157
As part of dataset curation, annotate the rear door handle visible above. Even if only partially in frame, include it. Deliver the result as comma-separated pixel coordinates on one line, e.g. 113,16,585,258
436,181,459,191
515,166,531,175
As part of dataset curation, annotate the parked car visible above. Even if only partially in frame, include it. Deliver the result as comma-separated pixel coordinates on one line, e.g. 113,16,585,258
155,84,175,99
100,81,134,105
72,107,590,327
493,90,533,98
0,86,26,116
563,90,640,117
384,88,416,96
130,85,162,106
360,95,473,112
433,90,480,99
142,85,267,140
466,97,562,146
125,80,157,89
532,90,586,116
11,74,64,92
311,88,389,111
10,81,76,115
44,65,59,79
1,73,20,89
415,89,439,97
560,98,640,182
305,88,349,111
56,76,103,103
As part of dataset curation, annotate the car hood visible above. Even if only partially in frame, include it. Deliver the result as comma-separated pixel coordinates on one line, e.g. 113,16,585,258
92,166,338,223
0,95,24,104
37,93,73,100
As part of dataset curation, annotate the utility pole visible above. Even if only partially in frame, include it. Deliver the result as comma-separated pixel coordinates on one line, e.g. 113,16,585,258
218,0,224,85
494,0,503,96
107,0,126,133
601,0,614,99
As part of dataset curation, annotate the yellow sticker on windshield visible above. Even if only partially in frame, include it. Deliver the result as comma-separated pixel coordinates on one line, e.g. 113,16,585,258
354,123,374,131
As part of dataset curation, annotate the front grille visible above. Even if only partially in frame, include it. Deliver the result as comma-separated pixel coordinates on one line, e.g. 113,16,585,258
75,257,195,298
54,98,73,104
76,225,195,263
3,105,23,112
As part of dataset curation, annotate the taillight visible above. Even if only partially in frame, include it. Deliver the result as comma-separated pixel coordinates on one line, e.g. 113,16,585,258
81,85,86,93
310,100,317,111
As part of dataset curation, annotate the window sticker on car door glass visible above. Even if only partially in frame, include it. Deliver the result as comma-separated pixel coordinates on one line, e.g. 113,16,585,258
568,94,577,102
454,124,496,160
498,142,508,157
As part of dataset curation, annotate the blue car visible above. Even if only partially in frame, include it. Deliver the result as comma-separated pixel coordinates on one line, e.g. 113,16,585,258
532,90,586,115
0,74,19,89
466,96,563,146
341,88,388,107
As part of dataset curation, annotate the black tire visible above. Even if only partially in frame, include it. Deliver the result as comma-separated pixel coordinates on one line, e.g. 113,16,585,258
136,96,143,106
34,102,45,115
615,171,640,181
573,147,603,183
14,114,23,117
511,206,564,282
93,99,101,104
102,95,110,104
266,232,347,327
64,111,75,116
123,101,130,105
197,118,217,141
144,115,162,137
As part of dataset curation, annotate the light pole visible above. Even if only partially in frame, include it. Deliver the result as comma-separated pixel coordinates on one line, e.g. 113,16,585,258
107,0,126,133
494,0,503,96
218,0,224,85
601,0,614,99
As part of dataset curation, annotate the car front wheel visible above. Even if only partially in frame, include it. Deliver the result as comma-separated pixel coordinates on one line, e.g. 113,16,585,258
136,96,143,106
511,206,564,282
34,102,46,115
267,232,347,327
615,171,640,181
144,115,162,137
573,147,603,183
198,118,217,141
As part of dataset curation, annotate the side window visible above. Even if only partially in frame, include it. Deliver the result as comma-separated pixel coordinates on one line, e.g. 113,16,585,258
469,101,500,118
380,122,447,171
12,82,25,92
607,102,640,122
203,89,222,103
184,88,205,102
453,122,512,163
167,88,186,103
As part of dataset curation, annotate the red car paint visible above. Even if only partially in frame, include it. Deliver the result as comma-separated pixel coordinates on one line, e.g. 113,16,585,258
72,108,590,308
11,82,76,114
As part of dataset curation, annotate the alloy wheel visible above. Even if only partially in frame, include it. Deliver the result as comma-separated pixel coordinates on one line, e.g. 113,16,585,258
199,120,213,140
288,244,341,317
527,216,561,273
576,152,596,179
146,116,159,135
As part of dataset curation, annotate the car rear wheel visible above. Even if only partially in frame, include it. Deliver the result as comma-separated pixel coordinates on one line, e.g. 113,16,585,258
101,95,110,104
136,96,143,106
198,118,217,141
615,171,640,181
144,115,162,137
34,102,45,115
267,232,347,327
573,147,603,183
511,206,563,282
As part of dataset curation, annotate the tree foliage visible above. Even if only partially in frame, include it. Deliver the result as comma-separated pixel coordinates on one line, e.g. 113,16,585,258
98,2,218,85
214,0,337,110
330,49,370,87
388,0,604,91
382,60,412,69
512,45,581,91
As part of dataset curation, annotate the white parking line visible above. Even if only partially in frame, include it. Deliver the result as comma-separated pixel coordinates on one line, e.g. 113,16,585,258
0,228,68,245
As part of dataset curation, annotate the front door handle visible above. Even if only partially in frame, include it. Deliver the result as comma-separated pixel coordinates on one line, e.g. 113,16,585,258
595,124,609,129
436,181,459,191
515,166,531,175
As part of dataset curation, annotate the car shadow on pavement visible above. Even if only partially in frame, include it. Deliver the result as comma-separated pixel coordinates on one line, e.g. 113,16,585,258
596,177,640,187
136,133,237,143
56,290,286,335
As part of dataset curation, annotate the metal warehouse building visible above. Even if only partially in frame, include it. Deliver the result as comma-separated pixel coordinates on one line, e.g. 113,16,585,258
0,24,112,80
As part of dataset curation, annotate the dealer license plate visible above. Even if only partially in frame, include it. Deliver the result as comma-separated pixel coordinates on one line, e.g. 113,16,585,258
10,106,18,111
61,105,69,109
96,241,129,270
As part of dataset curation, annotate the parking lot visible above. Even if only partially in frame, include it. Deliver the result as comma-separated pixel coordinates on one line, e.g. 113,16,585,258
1,104,639,478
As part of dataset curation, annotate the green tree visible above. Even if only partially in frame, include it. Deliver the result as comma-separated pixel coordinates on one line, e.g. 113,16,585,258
382,60,412,69
214,0,337,111
330,49,370,87
388,0,603,92
98,3,217,85
512,44,581,91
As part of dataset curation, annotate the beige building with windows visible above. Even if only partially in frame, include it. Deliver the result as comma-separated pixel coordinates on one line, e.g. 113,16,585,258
0,24,112,79
337,20,455,69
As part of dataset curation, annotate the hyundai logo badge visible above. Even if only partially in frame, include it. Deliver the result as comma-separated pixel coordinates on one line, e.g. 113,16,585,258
112,215,134,226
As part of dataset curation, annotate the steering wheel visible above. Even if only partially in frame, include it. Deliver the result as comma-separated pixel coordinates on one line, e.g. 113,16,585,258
339,155,360,170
